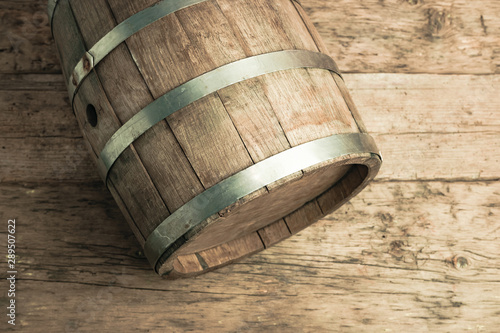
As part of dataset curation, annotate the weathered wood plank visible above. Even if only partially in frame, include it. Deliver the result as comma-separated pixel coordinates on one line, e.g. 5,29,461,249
3,72,497,134
0,180,498,331
3,73,497,138
0,90,78,138
300,0,500,74
1,74,498,182
3,277,497,332
4,180,499,282
0,74,500,181
0,1,59,73
375,132,500,181
3,129,496,183
0,73,65,91
347,73,500,134
0,137,98,182
2,0,500,74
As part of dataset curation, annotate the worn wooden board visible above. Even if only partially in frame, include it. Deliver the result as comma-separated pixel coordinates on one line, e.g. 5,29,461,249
0,180,498,332
1,73,498,183
0,1,57,73
1,0,499,331
303,0,500,74
1,0,499,74
3,73,498,136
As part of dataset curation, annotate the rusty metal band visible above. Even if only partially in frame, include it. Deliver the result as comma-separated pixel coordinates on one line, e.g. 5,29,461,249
97,50,343,181
49,0,213,99
145,132,382,272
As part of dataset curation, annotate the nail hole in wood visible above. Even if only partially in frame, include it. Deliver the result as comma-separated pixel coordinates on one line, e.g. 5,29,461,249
453,255,470,270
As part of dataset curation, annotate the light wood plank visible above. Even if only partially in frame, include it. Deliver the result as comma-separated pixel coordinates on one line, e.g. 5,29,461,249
6,276,498,332
1,180,498,331
2,0,500,74
375,132,500,181
2,74,498,182
3,131,496,183
3,72,497,137
300,0,500,74
345,73,500,134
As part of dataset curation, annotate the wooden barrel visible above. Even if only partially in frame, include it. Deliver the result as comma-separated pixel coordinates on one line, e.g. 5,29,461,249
49,0,382,278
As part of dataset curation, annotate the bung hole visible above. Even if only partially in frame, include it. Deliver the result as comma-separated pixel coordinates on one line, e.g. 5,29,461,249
86,104,98,127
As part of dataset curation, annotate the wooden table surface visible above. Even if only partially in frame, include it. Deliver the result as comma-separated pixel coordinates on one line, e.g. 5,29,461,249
1,0,499,332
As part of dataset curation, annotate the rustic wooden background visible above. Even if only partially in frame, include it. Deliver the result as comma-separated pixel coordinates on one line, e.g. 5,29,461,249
1,0,499,332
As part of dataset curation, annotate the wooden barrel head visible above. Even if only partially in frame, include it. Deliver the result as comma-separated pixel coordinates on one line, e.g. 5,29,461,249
159,155,380,278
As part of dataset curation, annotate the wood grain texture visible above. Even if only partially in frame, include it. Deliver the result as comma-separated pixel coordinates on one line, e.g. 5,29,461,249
2,0,500,74
2,73,498,183
301,0,500,74
0,1,57,73
1,0,499,331
0,180,498,332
